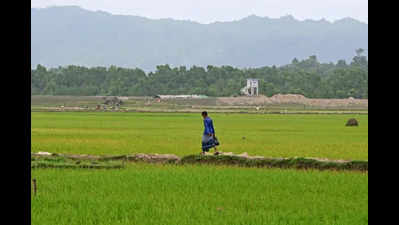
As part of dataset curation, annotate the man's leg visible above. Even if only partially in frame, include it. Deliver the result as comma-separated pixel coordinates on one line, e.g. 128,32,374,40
213,146,220,155
201,135,206,155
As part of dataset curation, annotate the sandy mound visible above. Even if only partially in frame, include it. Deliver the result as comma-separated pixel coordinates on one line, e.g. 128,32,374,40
217,94,368,108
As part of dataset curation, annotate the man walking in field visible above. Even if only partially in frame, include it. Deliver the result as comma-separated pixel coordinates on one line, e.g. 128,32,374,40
201,111,220,155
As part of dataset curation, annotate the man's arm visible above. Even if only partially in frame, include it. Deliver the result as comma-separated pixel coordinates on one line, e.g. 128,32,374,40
207,120,215,136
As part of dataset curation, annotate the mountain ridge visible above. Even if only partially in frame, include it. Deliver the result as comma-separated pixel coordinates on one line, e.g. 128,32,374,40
31,6,367,25
31,6,368,71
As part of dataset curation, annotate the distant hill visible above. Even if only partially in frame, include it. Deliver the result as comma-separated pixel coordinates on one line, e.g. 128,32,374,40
31,6,368,71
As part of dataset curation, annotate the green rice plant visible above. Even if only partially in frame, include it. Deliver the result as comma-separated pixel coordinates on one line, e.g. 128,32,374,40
32,112,368,160
31,164,368,225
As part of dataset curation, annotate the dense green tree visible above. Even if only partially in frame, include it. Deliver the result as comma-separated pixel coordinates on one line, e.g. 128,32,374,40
31,54,368,99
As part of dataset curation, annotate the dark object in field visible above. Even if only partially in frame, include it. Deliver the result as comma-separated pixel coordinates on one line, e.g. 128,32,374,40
32,179,37,196
346,118,359,126
103,96,123,106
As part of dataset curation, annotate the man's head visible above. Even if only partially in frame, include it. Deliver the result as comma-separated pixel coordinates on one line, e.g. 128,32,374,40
201,111,208,119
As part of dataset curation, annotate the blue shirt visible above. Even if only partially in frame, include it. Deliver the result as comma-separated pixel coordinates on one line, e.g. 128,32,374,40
203,117,215,135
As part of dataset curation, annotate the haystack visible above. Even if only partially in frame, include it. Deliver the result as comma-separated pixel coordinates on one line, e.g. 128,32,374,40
346,118,359,126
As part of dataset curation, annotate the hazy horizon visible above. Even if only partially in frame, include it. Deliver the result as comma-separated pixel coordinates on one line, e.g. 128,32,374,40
31,0,368,24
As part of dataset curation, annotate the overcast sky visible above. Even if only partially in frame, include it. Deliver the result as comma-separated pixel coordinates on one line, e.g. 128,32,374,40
31,0,368,24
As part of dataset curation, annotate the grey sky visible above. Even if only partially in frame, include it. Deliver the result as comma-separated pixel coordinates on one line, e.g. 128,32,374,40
31,0,368,24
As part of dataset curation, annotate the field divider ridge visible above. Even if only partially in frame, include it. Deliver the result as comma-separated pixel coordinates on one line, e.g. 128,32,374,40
31,152,368,172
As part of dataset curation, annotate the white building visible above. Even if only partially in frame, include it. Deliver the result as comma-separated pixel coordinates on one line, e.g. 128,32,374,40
154,95,208,99
241,79,259,96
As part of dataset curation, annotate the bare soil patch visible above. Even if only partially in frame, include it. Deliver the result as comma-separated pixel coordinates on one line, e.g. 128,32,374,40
218,94,368,108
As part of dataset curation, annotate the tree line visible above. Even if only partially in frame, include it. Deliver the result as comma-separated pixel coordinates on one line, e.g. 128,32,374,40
31,51,368,99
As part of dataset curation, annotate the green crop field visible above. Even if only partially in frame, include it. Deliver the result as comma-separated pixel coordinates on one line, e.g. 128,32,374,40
31,111,368,225
31,164,368,225
31,112,368,160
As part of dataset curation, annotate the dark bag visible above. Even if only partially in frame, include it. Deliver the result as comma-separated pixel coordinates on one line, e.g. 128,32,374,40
213,136,220,146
